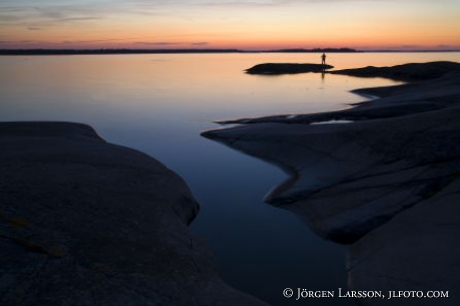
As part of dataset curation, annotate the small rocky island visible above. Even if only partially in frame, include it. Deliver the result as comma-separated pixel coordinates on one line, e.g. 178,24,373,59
245,63,333,75
204,61,460,306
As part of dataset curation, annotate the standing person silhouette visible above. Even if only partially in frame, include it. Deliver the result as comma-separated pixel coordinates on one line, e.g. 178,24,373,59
321,53,326,65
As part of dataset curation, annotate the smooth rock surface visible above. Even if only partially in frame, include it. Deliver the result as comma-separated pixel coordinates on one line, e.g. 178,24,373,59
0,122,269,306
202,62,460,305
203,106,460,243
203,64,460,244
348,177,460,305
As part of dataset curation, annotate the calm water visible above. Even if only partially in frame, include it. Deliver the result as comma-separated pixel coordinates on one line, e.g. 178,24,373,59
1,52,459,305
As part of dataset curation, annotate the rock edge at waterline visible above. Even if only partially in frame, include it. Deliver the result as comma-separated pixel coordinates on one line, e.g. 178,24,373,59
0,121,269,306
202,61,460,305
245,63,333,75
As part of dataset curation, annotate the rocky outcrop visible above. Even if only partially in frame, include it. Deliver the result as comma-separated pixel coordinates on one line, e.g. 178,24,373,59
202,106,460,243
348,178,460,306
0,122,269,306
330,61,460,81
245,63,333,75
203,70,460,243
202,62,460,305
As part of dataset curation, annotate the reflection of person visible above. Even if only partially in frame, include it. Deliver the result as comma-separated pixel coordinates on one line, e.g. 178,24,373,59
321,53,326,65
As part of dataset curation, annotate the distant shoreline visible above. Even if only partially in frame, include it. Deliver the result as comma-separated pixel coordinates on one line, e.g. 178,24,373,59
0,48,358,56
0,48,458,56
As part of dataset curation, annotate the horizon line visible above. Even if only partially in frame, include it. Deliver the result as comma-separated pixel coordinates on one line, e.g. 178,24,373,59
1,48,460,56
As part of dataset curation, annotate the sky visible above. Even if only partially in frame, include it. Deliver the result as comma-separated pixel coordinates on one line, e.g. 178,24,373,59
0,0,459,50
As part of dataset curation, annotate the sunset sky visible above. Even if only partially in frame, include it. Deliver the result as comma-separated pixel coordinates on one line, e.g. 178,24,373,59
1,0,459,50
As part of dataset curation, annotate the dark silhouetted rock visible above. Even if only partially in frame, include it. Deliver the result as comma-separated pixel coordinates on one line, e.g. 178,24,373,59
0,122,269,306
245,63,333,75
202,102,460,243
203,65,460,243
330,61,460,81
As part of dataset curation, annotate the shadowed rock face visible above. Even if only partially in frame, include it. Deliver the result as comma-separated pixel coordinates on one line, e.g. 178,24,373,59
203,106,460,243
348,178,460,306
0,122,269,306
202,62,460,305
245,63,333,75
203,69,460,243
330,61,460,81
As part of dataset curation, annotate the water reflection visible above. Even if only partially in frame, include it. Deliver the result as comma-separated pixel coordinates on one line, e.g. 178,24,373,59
1,52,459,306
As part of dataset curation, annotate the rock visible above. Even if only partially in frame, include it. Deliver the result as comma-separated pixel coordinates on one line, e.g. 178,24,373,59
348,178,460,306
203,104,460,243
330,61,460,81
202,61,460,305
245,63,333,75
202,65,460,244
219,66,460,125
0,122,269,306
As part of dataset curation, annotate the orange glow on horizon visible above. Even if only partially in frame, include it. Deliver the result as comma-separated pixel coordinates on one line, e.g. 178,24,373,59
1,0,459,51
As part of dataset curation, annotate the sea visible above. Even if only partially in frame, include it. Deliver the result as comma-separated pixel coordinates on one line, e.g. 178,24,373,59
1,52,459,306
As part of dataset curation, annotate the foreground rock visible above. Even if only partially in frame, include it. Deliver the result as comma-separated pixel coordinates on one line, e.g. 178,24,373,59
0,122,269,306
245,63,333,75
348,178,460,306
202,61,460,305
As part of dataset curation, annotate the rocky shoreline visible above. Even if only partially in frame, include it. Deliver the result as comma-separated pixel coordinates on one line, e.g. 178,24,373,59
2,61,459,306
203,61,460,305
0,122,269,306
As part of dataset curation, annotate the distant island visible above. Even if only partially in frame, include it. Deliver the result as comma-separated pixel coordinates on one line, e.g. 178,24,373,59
1,48,459,56
0,48,358,56
266,48,358,53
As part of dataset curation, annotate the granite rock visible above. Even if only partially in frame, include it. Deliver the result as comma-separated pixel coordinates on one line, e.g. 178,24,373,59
203,65,460,244
348,178,460,305
202,62,460,305
0,122,269,306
